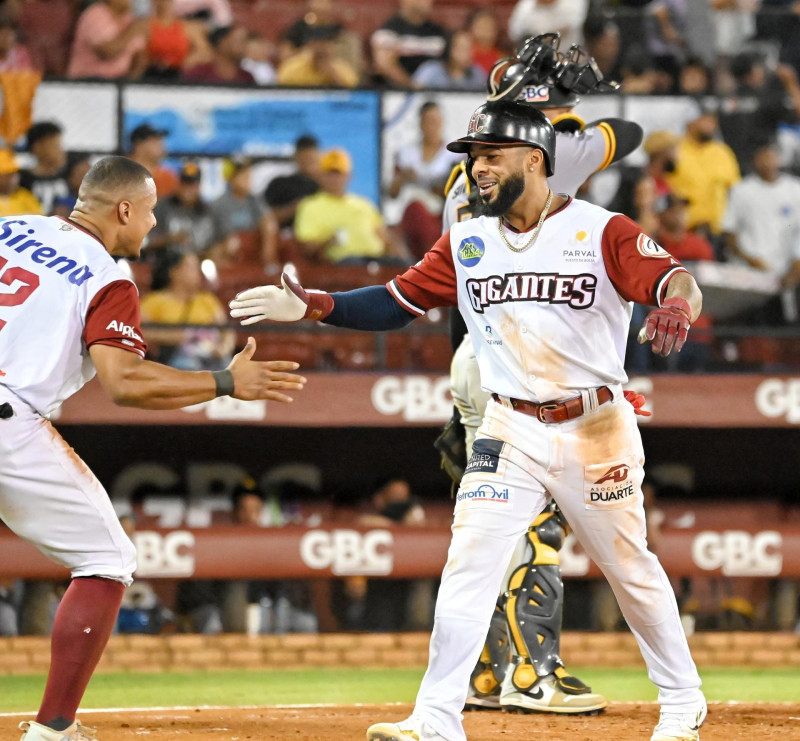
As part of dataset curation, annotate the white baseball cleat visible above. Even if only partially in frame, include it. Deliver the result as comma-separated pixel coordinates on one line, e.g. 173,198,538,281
650,699,707,741
464,689,502,710
366,715,449,741
499,672,608,714
19,720,98,741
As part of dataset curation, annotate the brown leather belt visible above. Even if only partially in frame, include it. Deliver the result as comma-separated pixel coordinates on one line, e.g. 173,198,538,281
491,386,613,424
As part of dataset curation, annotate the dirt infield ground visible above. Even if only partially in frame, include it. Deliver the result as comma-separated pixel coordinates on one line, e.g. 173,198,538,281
6,703,797,740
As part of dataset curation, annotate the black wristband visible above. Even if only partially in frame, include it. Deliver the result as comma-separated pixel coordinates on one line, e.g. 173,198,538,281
212,369,235,397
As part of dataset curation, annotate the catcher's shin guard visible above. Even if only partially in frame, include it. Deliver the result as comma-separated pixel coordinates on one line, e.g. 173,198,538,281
467,600,511,708
504,507,592,696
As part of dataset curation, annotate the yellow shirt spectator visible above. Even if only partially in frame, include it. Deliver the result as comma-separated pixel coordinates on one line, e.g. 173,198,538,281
140,290,225,326
277,27,359,88
668,136,740,234
0,187,42,217
294,191,385,262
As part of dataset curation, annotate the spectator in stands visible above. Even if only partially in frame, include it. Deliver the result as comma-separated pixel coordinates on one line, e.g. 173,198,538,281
357,478,428,631
678,55,712,95
280,0,364,79
149,162,216,256
294,148,396,264
619,44,664,94
19,0,78,77
608,170,659,238
723,142,800,289
667,108,741,238
51,153,91,218
67,0,149,79
241,32,276,86
183,24,254,84
582,13,622,81
389,101,461,259
142,0,211,79
509,0,588,47
19,121,68,215
467,8,505,76
643,129,680,198
294,134,322,181
711,0,758,61
128,122,179,199
0,149,42,217
209,155,275,266
0,579,21,636
173,0,232,26
719,52,800,173
140,248,235,370
371,0,448,88
412,29,485,90
643,0,689,85
277,24,359,88
0,13,37,72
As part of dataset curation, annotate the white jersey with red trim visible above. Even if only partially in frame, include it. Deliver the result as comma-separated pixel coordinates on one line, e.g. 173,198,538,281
389,197,686,402
442,124,615,231
0,215,147,417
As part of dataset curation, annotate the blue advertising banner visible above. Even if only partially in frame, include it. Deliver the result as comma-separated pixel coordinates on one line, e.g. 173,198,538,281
123,86,381,203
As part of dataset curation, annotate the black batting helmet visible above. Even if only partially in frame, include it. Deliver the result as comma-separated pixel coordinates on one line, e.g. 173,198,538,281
447,100,556,177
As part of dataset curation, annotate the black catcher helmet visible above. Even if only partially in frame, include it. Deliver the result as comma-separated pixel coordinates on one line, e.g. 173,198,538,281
447,100,556,177
487,32,619,108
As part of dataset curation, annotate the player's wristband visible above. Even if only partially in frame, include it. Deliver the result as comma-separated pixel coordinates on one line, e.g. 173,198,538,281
212,369,235,397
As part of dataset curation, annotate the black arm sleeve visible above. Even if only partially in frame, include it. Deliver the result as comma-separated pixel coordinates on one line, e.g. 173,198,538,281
587,118,644,164
324,285,417,331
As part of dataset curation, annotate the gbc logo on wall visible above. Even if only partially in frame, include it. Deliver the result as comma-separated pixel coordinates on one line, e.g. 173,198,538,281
133,531,195,577
299,529,394,575
754,378,800,424
371,375,452,422
692,530,782,576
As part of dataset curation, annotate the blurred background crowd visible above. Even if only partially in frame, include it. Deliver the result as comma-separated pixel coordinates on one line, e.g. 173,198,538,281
0,0,799,641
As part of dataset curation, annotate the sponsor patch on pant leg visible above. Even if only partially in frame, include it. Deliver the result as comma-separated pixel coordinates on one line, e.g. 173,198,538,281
583,457,640,510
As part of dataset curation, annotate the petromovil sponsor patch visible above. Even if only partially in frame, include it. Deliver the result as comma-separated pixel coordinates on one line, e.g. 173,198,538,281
456,484,511,504
584,461,637,509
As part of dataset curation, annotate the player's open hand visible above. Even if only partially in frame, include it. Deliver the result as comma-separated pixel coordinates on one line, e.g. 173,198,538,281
228,337,306,402
230,272,331,324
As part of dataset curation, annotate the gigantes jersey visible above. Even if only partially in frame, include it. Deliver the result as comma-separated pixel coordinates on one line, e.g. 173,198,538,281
388,197,686,402
442,123,615,230
0,216,147,417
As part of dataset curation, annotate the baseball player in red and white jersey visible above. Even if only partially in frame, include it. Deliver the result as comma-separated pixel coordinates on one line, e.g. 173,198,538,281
230,101,706,741
0,156,305,741
439,34,644,715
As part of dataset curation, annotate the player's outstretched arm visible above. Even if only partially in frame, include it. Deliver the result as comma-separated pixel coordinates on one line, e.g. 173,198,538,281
89,337,305,410
230,271,418,332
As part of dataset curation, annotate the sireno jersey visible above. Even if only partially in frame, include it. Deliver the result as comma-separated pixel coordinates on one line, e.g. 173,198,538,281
0,215,147,417
388,198,686,402
442,123,616,230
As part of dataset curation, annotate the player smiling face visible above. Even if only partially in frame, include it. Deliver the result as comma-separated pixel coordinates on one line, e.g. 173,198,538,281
469,143,542,217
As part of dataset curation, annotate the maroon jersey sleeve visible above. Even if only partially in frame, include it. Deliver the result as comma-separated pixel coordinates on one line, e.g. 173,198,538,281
601,214,688,306
83,280,148,357
387,231,458,315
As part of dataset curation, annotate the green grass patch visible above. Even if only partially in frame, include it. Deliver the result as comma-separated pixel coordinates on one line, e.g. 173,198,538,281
0,667,796,713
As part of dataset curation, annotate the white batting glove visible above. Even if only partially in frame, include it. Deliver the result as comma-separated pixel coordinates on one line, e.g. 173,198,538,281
229,272,330,325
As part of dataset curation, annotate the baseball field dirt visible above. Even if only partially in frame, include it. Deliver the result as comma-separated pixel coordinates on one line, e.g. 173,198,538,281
7,702,795,740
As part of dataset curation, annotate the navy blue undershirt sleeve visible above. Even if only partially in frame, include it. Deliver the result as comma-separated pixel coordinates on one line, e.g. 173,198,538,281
323,285,417,330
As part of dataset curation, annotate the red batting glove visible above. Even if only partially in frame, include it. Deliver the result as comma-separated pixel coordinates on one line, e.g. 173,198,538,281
642,297,691,356
623,389,652,417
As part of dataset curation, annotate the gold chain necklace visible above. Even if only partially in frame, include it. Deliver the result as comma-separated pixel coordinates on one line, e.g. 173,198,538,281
497,189,553,253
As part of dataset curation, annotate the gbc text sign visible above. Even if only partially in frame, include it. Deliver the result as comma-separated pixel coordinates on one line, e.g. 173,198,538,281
755,378,800,424
691,530,783,576
134,530,195,577
299,529,394,575
371,375,452,422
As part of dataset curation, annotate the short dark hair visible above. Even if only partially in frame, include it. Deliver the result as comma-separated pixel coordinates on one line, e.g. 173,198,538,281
26,121,62,151
79,156,153,198
208,25,234,48
419,100,439,119
150,247,187,291
295,135,319,152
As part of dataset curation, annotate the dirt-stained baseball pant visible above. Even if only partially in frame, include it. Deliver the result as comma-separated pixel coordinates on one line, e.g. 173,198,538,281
413,390,702,741
0,387,136,584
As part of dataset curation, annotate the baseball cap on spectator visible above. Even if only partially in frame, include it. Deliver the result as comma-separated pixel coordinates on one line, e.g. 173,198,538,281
26,121,62,152
655,193,690,213
130,123,168,147
0,149,20,175
319,148,352,174
643,130,679,157
223,154,252,180
179,162,201,183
